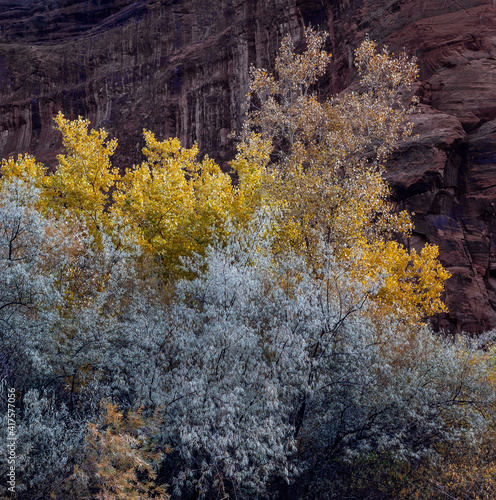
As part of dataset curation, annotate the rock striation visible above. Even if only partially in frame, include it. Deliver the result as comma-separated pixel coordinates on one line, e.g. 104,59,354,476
1,0,496,332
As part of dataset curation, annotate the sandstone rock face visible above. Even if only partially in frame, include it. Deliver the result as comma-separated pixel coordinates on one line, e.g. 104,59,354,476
1,0,496,332
0,0,304,168
352,0,496,333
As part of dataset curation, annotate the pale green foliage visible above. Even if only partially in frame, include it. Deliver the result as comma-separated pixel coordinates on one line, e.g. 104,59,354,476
0,181,69,389
0,181,164,499
119,216,490,498
0,188,494,499
0,389,85,499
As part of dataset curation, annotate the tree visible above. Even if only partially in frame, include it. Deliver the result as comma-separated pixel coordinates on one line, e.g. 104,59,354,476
113,132,237,279
0,180,67,391
45,113,119,237
0,29,491,500
239,29,449,321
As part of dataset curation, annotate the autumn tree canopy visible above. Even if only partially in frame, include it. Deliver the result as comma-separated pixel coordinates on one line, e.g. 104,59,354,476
237,29,449,321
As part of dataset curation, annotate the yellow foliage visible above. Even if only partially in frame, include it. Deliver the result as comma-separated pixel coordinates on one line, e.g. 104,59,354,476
244,29,417,248
0,154,46,189
242,28,449,320
356,241,451,320
229,132,273,218
44,112,119,235
112,130,276,278
0,31,449,320
113,131,238,277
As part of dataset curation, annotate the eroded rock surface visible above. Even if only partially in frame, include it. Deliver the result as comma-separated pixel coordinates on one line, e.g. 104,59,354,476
1,0,496,331
357,0,496,332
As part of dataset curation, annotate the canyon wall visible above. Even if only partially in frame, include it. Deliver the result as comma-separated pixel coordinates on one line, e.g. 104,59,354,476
1,0,496,332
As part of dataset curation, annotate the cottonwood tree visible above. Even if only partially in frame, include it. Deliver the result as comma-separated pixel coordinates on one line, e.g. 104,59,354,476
239,29,449,321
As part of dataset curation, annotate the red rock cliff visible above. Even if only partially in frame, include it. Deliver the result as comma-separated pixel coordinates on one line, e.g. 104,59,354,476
1,0,496,332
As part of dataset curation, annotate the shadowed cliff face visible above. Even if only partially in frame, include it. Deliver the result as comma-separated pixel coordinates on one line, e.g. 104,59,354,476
1,0,496,332
0,0,305,168
351,0,496,333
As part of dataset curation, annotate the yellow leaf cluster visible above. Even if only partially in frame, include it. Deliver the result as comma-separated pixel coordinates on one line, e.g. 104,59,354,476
113,131,253,277
356,241,451,321
0,154,46,189
242,28,449,320
44,113,119,236
0,114,268,281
